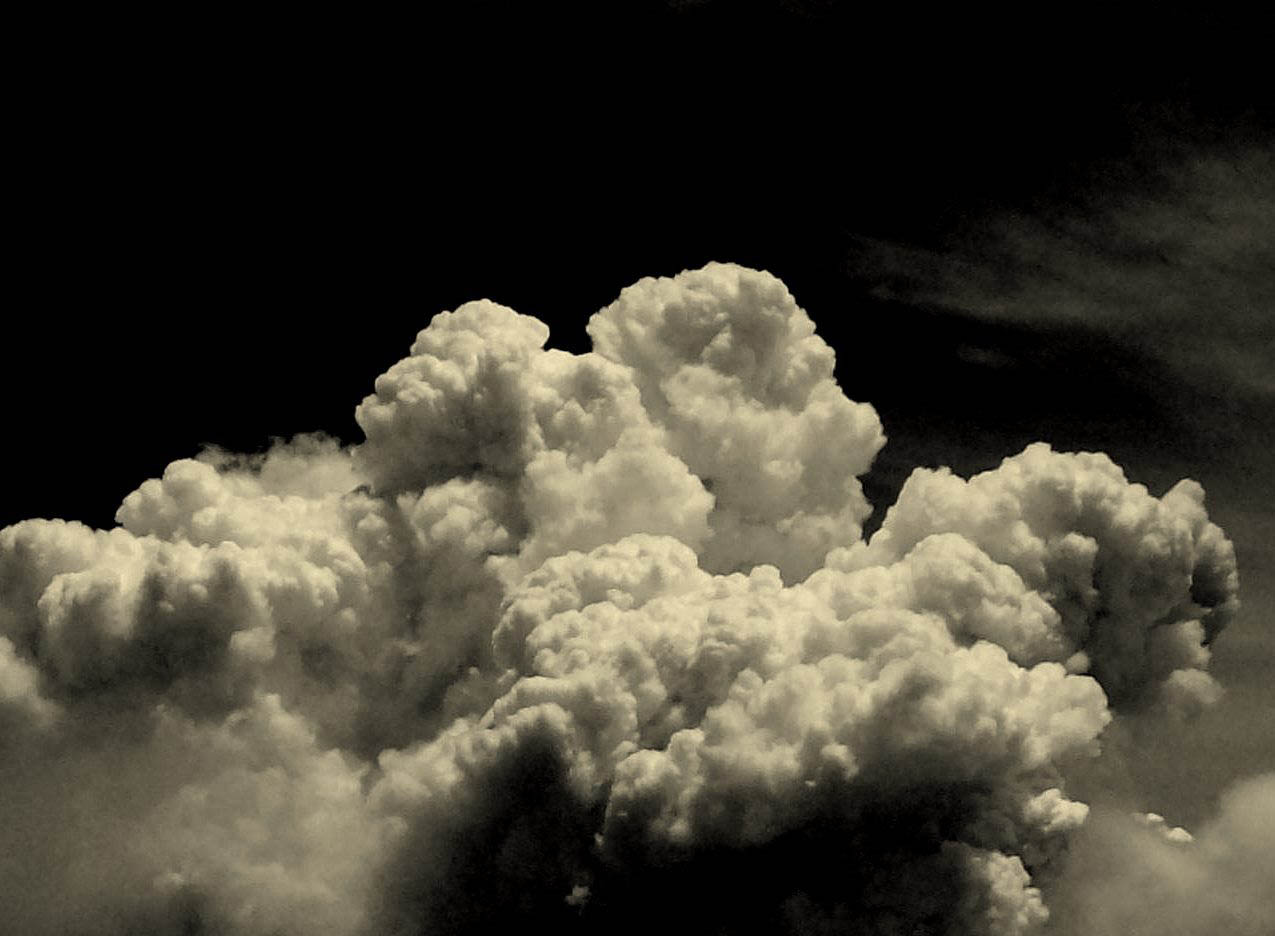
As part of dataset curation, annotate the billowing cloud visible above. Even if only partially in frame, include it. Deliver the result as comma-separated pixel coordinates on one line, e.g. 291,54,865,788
840,443,1238,710
0,264,1241,934
589,263,886,581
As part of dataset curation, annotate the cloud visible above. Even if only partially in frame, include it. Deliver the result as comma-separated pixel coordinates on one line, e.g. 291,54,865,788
1045,772,1275,936
851,144,1275,398
589,262,886,581
840,443,1238,709
0,264,1241,934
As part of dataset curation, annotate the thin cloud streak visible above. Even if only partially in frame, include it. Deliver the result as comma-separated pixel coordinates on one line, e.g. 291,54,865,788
852,144,1275,397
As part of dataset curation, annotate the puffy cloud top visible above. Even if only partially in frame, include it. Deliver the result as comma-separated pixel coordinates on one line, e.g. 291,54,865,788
844,443,1238,708
591,263,886,580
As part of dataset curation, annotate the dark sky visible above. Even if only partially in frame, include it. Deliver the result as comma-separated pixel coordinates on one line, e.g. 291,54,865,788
9,3,1267,528
7,1,1273,820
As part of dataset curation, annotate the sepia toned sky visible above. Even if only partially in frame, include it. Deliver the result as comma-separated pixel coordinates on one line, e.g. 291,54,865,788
3,4,1272,934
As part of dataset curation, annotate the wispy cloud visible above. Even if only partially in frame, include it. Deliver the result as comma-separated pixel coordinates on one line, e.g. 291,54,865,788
851,143,1275,397
1045,773,1275,935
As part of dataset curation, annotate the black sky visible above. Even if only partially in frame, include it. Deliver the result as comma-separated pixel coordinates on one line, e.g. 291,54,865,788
7,3,1270,532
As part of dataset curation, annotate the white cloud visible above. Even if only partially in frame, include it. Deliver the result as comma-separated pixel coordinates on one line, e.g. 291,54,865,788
0,264,1241,934
590,262,885,580
845,442,1238,708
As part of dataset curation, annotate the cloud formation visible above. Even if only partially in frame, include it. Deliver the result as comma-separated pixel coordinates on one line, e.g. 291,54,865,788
1045,772,1275,935
0,264,1240,934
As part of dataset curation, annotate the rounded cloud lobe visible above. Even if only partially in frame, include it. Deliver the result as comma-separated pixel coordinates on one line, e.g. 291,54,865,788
0,265,1240,935
589,263,886,581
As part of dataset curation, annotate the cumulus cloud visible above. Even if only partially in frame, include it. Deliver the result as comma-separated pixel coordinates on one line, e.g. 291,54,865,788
838,443,1238,709
589,263,885,581
0,264,1241,934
